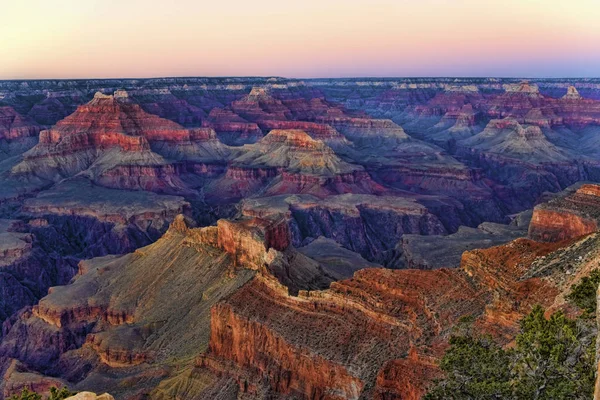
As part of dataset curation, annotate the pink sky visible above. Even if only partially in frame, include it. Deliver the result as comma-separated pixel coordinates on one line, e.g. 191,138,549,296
2,0,599,79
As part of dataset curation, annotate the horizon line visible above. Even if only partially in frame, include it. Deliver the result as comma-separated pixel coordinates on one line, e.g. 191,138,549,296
2,75,600,82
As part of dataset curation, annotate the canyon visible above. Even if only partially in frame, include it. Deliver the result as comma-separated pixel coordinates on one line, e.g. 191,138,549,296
1,77,600,398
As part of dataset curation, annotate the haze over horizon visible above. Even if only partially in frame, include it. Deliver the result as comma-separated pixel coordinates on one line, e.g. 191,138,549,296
3,0,599,79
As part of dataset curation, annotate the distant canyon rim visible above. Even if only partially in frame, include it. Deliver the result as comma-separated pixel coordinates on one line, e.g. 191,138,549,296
1,77,600,399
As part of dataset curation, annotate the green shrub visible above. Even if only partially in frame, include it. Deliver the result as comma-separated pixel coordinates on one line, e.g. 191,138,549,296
8,387,74,400
425,305,596,400
567,269,600,315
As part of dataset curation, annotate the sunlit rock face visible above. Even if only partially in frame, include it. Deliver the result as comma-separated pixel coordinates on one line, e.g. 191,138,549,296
528,184,600,242
2,77,600,399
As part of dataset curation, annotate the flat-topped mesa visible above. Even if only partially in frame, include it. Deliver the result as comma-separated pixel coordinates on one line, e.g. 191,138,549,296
528,184,600,242
444,84,480,93
327,117,410,145
257,120,348,143
563,85,583,100
260,129,326,150
577,184,600,197
485,118,521,130
0,220,33,265
505,81,542,96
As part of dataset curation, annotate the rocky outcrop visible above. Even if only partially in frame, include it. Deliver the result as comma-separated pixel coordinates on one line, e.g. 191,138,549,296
317,116,409,147
256,120,348,144
563,86,583,100
205,229,586,398
66,392,114,400
0,219,78,324
207,298,364,400
529,184,600,242
202,108,263,145
0,107,41,159
12,91,229,194
2,359,67,399
3,76,600,400
230,87,291,122
0,212,335,398
243,194,447,261
595,283,600,400
0,107,41,141
393,215,530,269
217,218,289,269
233,129,359,176
457,118,570,163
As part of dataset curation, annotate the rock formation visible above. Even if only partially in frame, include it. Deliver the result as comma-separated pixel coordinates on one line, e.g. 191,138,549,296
0,107,41,158
11,91,229,194
529,184,600,242
1,77,600,399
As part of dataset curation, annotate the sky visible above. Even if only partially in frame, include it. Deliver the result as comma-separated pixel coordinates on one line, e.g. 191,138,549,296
1,0,599,79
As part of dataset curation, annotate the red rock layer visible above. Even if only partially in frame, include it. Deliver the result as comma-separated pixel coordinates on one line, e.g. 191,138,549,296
529,184,600,242
34,91,217,157
202,108,263,136
0,107,41,140
257,120,345,141
225,166,280,181
205,235,570,398
207,301,364,400
230,87,291,121
87,333,149,367
33,302,134,329
217,218,289,268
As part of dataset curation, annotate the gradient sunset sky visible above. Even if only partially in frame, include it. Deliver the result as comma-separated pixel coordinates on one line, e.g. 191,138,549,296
2,0,599,79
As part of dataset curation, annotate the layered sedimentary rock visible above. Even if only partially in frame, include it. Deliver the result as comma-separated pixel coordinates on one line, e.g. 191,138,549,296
11,91,229,194
0,107,41,159
230,87,291,121
2,359,67,399
317,116,409,147
242,193,447,261
0,220,40,322
0,213,334,398
457,118,570,163
392,214,530,269
0,179,190,329
0,107,41,142
5,186,600,399
21,178,190,257
2,77,600,400
255,120,350,148
222,129,385,198
0,217,254,398
235,129,352,172
202,108,263,145
204,232,585,399
529,184,600,242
